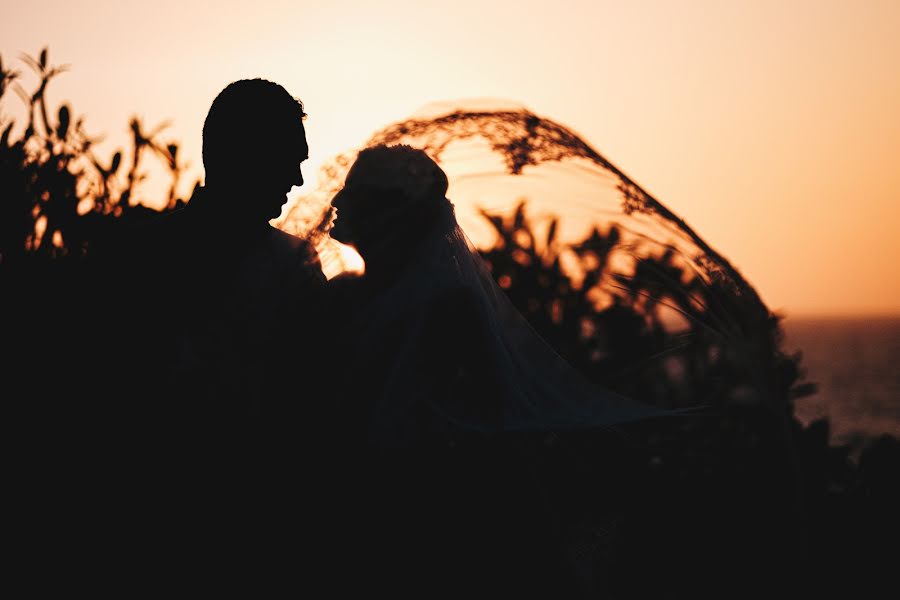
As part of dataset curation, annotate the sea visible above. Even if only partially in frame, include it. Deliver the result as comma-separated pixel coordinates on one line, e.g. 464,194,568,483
781,315,900,450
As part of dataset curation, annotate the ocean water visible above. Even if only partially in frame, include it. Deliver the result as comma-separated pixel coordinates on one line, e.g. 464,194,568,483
782,316,900,448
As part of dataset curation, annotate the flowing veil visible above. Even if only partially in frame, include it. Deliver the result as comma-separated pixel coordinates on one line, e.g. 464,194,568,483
279,100,797,430
332,195,669,439
271,100,818,599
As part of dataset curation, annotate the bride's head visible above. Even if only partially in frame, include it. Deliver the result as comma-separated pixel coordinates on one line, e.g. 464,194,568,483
329,145,450,267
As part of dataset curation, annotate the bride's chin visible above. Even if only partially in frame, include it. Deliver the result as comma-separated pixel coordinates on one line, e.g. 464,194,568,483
330,229,352,245
329,221,349,240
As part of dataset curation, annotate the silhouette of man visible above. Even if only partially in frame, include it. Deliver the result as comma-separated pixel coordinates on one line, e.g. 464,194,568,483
97,79,326,441
152,78,324,407
81,79,327,591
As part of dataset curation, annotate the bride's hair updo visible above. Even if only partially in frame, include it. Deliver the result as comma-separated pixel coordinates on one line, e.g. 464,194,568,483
345,145,450,239
348,144,449,207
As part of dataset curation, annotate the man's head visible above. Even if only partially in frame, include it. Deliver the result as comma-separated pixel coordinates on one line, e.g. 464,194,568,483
202,79,308,221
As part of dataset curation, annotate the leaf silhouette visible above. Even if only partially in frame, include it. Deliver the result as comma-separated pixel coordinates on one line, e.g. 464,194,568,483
513,200,526,230
1,122,13,148
57,105,70,140
546,218,557,248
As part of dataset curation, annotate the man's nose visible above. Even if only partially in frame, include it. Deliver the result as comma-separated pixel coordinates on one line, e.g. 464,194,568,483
294,169,304,188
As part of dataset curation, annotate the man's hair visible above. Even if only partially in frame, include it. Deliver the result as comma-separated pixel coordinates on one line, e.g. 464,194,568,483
202,78,307,177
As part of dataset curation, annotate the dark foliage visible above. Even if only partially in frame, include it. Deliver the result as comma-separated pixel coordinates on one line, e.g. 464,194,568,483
2,48,895,597
475,202,898,596
0,47,192,268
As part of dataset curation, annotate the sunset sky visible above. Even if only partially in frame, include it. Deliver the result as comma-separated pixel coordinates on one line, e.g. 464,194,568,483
2,0,898,316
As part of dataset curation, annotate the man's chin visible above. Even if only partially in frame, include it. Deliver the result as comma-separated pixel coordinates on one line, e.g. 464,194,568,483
265,201,287,220
328,222,345,240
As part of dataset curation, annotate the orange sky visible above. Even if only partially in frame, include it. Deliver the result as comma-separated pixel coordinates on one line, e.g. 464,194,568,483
2,0,899,316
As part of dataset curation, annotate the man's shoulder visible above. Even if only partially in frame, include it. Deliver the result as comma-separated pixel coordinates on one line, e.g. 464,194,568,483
90,209,175,266
268,226,313,251
265,226,325,280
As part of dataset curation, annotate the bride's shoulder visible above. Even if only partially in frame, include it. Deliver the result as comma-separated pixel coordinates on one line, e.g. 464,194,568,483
428,283,479,308
420,284,485,334
326,273,365,301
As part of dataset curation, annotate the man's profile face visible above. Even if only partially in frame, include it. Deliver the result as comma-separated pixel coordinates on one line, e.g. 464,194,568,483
254,126,309,221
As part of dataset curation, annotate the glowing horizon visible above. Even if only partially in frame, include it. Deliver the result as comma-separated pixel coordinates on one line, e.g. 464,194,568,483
2,0,899,317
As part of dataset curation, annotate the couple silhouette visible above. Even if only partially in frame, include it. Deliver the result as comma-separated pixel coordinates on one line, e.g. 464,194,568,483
118,78,656,439
6,75,849,600
17,79,661,596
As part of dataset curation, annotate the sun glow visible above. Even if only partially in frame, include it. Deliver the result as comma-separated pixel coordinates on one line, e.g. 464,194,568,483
3,0,899,315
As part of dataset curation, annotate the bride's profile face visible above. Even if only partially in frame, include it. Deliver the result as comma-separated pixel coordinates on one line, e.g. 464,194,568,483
329,161,374,245
328,146,448,253
328,183,362,245
329,161,405,247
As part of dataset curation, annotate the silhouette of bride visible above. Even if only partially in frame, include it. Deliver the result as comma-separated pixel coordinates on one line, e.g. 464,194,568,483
311,144,681,597
285,101,788,427
325,144,666,446
288,104,801,598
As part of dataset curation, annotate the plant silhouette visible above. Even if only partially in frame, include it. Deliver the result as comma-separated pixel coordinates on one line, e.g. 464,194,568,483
2,48,896,598
0,47,192,266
